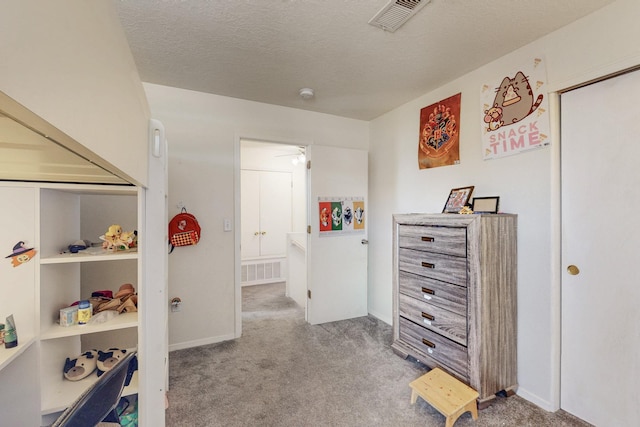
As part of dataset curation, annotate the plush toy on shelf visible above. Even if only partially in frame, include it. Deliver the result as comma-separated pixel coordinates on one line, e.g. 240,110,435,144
100,224,137,251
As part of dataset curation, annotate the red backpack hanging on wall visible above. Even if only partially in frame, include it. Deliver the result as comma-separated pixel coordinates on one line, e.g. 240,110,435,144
168,208,201,253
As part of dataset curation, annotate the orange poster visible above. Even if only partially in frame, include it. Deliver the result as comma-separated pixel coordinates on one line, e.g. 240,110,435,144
418,93,461,169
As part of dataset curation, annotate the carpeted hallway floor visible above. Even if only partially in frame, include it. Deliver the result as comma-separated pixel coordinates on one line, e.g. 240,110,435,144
165,282,591,427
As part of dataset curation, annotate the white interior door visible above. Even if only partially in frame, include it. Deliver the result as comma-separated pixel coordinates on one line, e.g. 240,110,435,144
560,70,640,426
241,170,292,258
307,145,368,325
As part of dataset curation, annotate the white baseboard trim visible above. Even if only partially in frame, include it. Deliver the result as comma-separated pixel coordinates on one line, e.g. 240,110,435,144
169,332,236,352
516,387,556,412
368,309,392,326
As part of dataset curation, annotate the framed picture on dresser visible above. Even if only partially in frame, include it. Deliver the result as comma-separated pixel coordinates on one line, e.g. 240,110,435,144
442,186,474,213
472,196,500,213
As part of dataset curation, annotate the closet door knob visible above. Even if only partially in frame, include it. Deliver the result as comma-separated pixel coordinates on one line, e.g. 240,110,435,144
567,265,580,275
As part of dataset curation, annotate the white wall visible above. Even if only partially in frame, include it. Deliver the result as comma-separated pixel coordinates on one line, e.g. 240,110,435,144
143,84,369,350
0,0,150,186
368,0,640,412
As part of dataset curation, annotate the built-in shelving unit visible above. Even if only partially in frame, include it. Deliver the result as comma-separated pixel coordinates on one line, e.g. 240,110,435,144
0,337,36,371
0,182,141,425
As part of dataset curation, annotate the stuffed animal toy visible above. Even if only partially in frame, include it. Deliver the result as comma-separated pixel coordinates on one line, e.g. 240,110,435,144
97,348,129,377
101,224,123,250
100,225,136,251
120,230,137,249
63,350,98,381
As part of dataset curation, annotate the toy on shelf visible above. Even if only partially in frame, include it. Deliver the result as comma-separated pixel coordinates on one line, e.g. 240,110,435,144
63,350,98,381
99,224,137,252
68,239,90,253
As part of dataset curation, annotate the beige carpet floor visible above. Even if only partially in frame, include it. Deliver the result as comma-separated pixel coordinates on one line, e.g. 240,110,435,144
165,282,591,427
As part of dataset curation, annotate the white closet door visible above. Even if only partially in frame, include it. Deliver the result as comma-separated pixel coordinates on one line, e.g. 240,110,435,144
241,170,261,258
560,70,640,426
241,170,292,258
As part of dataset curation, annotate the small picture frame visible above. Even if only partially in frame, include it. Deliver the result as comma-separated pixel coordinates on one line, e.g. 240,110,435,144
472,196,500,214
442,186,474,213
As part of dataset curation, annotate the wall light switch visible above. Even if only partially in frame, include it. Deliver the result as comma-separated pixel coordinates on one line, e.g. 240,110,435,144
223,219,232,232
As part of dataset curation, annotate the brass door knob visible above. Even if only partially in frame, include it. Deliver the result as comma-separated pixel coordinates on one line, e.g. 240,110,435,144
567,265,580,275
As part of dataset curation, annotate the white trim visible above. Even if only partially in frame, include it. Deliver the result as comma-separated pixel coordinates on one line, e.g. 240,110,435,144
548,53,640,93
168,333,236,352
367,310,392,326
548,92,562,412
517,387,555,413
234,134,242,339
234,132,313,340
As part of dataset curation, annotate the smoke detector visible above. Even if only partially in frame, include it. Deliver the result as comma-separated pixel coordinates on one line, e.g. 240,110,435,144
299,88,314,99
368,0,431,32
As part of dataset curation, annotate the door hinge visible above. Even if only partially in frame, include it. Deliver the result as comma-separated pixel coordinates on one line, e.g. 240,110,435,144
307,290,312,299
307,160,311,169
307,225,311,234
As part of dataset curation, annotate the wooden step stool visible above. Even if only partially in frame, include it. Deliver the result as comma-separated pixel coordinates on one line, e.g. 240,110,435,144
409,368,479,427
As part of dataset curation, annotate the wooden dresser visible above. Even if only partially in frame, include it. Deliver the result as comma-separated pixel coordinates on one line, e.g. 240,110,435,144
392,213,517,406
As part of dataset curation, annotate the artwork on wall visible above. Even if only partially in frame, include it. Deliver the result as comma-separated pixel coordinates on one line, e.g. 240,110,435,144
318,197,365,236
418,93,461,169
480,57,551,160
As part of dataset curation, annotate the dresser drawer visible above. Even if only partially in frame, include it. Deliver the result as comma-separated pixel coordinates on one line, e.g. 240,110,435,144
399,317,468,378
399,247,467,286
399,293,467,345
398,225,466,257
398,270,466,316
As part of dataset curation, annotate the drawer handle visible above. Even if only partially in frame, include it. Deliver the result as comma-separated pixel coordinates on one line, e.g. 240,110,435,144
421,261,435,269
421,312,435,321
421,236,434,242
421,338,436,348
421,287,435,295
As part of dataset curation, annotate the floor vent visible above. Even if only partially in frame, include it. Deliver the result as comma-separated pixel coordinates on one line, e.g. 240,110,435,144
241,259,284,285
368,0,431,32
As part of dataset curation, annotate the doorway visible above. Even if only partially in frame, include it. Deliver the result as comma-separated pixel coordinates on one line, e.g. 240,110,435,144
559,69,640,426
239,140,308,319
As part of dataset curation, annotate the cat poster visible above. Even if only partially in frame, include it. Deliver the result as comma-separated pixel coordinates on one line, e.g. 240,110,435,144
480,57,550,160
418,92,461,169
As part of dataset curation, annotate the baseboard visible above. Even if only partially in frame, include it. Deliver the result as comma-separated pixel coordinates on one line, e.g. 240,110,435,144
368,309,392,326
169,332,236,352
241,279,284,287
516,387,556,412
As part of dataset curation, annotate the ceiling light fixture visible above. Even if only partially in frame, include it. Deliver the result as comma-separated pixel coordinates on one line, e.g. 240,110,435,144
299,88,314,100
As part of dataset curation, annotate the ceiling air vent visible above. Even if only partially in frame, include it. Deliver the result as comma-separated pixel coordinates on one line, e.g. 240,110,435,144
368,0,431,32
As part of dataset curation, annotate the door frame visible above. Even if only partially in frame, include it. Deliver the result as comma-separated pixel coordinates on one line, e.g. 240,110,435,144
550,64,640,412
233,133,312,338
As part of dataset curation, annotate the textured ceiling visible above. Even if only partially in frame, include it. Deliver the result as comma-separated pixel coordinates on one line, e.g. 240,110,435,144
114,0,615,121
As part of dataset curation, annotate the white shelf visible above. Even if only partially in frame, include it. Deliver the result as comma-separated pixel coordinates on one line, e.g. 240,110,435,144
41,247,138,264
0,337,35,371
41,365,139,415
40,312,138,340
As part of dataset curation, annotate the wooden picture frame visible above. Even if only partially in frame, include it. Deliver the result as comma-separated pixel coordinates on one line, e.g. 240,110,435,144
472,196,500,213
442,186,474,213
